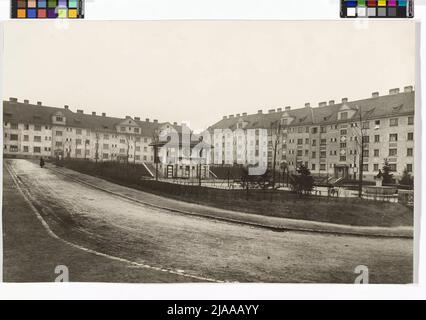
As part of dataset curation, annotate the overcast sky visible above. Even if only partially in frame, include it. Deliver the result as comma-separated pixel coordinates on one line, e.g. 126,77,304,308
2,20,415,131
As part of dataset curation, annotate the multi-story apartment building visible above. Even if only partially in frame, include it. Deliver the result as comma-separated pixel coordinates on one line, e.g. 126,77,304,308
209,86,415,181
3,98,177,167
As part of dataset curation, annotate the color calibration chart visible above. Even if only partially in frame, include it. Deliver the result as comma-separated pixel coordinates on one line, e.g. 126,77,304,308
11,0,85,19
341,0,414,18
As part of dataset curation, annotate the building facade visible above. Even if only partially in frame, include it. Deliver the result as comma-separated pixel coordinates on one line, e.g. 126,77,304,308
209,86,415,181
3,98,177,168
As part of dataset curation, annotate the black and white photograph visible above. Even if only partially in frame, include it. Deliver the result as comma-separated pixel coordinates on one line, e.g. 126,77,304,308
1,20,416,284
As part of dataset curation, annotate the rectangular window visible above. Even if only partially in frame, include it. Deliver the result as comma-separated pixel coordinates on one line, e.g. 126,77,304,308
389,148,397,156
76,139,82,145
56,131,62,136
340,112,348,120
408,116,414,125
362,136,370,143
340,129,347,135
11,123,18,130
407,164,413,173
24,124,29,130
374,164,379,172
76,129,82,135
320,139,326,146
305,138,309,145
311,151,316,158
389,134,398,142
340,156,346,162
297,150,303,157
103,153,109,159
389,164,397,172
407,148,413,157
312,139,317,146
374,149,379,157
297,139,303,145
23,146,29,153
320,164,326,171
34,147,41,153
363,164,369,172
311,127,318,134
23,135,29,141
76,149,82,155
103,144,109,150
34,125,42,131
56,116,63,122
10,134,18,141
10,145,18,152
340,143,347,148
120,139,126,144
363,150,369,157
374,135,380,143
390,118,399,127
55,142,62,147
34,136,42,142
407,132,414,141
136,146,141,152
362,121,370,129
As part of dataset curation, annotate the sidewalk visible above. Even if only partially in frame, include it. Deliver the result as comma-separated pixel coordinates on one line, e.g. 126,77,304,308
47,164,413,239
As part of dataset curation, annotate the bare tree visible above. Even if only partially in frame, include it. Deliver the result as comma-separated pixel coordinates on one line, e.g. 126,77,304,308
270,120,282,189
350,105,371,198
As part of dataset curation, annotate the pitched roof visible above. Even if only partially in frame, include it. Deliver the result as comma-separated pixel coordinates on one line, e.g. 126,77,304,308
209,90,415,130
3,100,172,136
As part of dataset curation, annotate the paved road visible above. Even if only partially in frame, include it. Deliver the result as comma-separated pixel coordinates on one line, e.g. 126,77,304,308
3,159,413,283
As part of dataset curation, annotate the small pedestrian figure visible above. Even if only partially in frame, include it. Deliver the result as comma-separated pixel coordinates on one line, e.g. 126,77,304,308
40,157,45,168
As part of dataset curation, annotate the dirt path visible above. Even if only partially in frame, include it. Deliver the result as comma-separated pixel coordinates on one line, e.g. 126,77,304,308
3,159,413,283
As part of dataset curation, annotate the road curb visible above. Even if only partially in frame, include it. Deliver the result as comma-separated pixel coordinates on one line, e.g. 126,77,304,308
49,166,413,239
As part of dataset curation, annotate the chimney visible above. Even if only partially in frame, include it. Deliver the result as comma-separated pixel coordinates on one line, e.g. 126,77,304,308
305,103,311,108
125,115,132,119
222,116,227,120
372,92,379,98
92,112,97,116
134,117,140,121
154,119,158,123
318,102,327,107
242,112,247,116
64,105,69,110
329,100,335,105
173,122,177,126
9,97,18,102
229,115,234,118
268,109,276,114
37,101,42,106
24,99,29,104
102,113,106,117
285,106,291,111
277,108,282,112
77,109,83,114
341,98,348,103
257,110,263,114
404,86,413,93
389,88,400,95
146,118,150,122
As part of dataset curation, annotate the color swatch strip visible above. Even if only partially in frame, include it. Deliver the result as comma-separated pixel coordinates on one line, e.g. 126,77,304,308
11,0,85,19
341,0,414,18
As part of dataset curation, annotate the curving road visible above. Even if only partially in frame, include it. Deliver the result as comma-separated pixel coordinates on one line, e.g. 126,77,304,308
3,159,413,283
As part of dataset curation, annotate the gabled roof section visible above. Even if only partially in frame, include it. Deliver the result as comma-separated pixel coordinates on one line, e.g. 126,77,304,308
2,100,172,136
209,90,415,130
